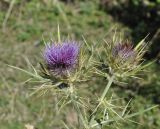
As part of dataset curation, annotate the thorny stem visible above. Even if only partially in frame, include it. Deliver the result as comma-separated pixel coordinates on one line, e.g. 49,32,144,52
100,75,114,101
91,105,157,128
89,75,114,127
70,84,89,129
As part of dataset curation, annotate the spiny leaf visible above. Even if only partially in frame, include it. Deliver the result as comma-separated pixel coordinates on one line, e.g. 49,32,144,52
8,65,42,80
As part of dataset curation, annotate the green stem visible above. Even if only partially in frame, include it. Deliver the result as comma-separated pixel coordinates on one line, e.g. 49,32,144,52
100,75,114,101
70,86,89,129
89,75,114,127
73,100,87,128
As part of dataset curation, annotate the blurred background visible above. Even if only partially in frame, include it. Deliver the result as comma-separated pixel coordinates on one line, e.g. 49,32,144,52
0,0,160,129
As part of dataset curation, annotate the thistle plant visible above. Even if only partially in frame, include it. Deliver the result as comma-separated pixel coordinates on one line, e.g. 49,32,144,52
88,34,156,128
40,39,93,128
9,30,157,129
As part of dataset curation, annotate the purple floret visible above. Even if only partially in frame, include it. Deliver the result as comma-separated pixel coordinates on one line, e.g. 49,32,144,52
112,43,135,60
44,41,79,76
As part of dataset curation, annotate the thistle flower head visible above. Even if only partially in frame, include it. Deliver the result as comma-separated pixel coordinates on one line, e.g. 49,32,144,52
99,36,149,79
112,43,135,61
44,41,79,77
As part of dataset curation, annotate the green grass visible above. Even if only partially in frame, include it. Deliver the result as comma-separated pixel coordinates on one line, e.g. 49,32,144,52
0,0,159,129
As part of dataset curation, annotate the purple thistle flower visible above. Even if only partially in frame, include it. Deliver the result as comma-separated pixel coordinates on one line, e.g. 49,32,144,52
112,43,135,61
44,41,79,76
